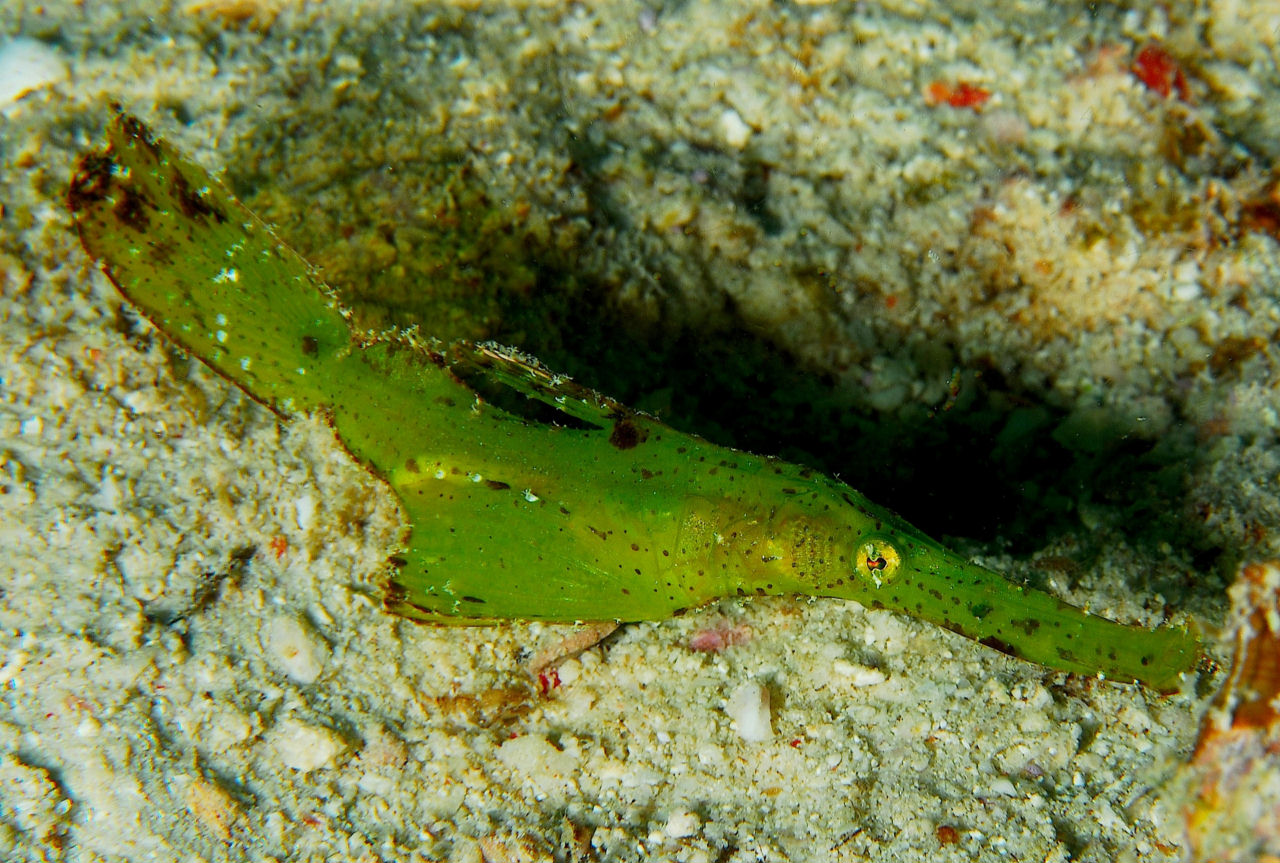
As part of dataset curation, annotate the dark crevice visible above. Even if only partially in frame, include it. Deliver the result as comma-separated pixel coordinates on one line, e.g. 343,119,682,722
221,56,1232,591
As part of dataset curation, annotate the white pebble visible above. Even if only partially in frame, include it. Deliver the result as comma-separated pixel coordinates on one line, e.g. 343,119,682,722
263,615,326,684
986,777,1018,797
115,544,166,602
665,808,700,838
719,108,753,149
496,735,579,801
293,494,316,530
271,719,339,772
832,660,888,687
725,681,772,742
0,39,69,106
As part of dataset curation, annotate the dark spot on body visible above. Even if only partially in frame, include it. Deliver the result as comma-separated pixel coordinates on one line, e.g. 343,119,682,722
404,457,420,473
609,418,647,450
120,113,160,157
149,238,177,267
1012,617,1041,636
114,186,151,232
67,152,116,211
484,479,511,491
461,595,486,604
172,170,226,223
979,635,1017,657
969,602,993,619
301,335,319,356
387,555,407,567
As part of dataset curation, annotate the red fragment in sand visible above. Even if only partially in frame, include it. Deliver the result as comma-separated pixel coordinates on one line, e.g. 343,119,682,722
537,668,561,696
1132,42,1190,101
688,623,752,652
268,535,288,559
1242,198,1280,241
924,80,991,110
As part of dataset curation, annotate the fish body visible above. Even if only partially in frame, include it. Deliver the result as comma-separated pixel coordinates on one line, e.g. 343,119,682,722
68,112,1200,691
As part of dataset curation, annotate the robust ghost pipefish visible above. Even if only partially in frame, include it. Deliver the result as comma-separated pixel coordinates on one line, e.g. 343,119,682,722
68,112,1201,692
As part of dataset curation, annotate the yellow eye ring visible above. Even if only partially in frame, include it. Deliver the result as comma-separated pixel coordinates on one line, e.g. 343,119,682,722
854,537,902,587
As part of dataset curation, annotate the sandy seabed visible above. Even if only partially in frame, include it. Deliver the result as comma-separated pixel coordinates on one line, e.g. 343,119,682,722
3,1,1280,861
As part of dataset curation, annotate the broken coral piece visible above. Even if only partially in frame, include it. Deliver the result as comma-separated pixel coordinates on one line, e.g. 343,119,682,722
1183,560,1280,863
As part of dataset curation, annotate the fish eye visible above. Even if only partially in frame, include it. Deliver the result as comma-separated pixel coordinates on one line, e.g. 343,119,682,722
854,537,901,587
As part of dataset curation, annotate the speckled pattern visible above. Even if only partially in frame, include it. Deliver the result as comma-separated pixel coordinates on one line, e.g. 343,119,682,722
1,1,1277,861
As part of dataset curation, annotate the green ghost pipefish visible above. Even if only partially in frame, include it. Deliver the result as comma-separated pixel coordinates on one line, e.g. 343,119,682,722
68,112,1201,692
